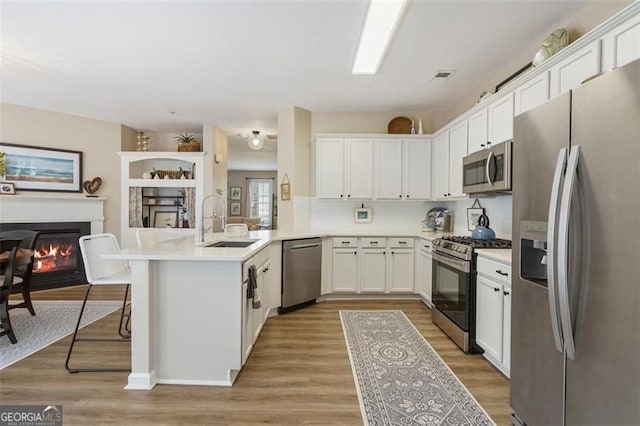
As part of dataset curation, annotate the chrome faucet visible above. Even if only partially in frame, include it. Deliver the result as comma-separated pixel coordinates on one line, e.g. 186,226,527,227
199,193,227,242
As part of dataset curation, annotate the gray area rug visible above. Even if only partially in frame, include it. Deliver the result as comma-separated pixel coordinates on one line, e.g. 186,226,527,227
340,310,495,426
0,301,122,370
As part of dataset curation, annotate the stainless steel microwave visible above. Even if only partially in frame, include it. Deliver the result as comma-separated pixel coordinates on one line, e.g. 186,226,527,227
462,141,512,194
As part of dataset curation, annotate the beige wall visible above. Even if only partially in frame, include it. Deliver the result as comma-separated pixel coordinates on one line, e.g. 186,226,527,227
227,170,276,217
312,109,438,135
0,103,122,237
432,0,632,129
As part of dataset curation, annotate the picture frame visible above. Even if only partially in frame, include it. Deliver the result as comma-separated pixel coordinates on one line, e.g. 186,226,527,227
280,173,291,201
0,143,83,192
354,207,372,223
467,207,485,231
230,202,242,216
154,211,178,228
230,186,242,201
0,182,16,195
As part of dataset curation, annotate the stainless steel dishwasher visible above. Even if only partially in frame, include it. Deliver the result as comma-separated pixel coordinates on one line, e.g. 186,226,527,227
280,238,322,312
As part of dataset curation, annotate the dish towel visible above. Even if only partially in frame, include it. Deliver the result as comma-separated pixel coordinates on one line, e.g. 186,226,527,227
247,265,262,310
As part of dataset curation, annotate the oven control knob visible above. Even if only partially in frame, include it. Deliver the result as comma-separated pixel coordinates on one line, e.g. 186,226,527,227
460,247,468,253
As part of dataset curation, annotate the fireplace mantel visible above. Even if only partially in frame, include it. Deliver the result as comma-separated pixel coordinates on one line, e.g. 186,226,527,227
0,194,105,234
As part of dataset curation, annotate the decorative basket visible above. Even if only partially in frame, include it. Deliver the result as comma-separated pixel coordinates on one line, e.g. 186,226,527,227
177,142,201,152
154,170,190,179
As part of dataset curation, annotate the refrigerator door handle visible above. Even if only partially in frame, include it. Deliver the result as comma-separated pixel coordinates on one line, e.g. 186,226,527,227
546,147,567,353
485,151,494,186
558,145,582,360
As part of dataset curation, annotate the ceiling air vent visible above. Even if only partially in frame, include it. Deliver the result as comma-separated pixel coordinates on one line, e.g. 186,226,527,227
430,70,456,81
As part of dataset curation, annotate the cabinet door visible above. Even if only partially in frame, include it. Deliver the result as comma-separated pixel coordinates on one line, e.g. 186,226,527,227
432,131,450,199
242,282,253,365
360,249,387,292
316,138,345,198
403,138,432,200
345,138,373,199
502,285,512,377
467,109,488,153
488,92,514,145
515,71,550,115
252,267,266,342
610,15,640,67
387,249,414,292
448,121,468,198
476,275,504,362
550,40,601,97
418,250,433,305
375,139,403,199
332,249,359,292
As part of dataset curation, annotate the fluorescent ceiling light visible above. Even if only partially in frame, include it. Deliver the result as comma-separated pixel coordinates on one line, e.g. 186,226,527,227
352,0,408,75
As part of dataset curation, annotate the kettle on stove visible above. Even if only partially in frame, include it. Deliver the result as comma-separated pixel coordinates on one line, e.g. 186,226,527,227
471,214,496,240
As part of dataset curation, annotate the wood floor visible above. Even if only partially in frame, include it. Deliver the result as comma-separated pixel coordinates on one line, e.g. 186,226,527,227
1,286,511,425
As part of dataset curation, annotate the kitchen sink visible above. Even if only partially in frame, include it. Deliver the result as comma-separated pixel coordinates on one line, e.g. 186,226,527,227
206,240,259,248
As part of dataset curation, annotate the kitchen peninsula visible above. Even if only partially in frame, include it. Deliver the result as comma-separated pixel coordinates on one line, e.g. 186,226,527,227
108,229,443,390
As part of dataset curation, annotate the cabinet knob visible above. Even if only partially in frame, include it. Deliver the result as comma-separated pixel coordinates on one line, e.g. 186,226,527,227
391,251,395,255
481,144,485,147
494,287,500,292
406,195,410,198
354,251,357,255
399,194,402,198
447,193,451,196
443,193,447,197
348,194,351,198
503,290,510,296
487,141,492,146
340,194,343,198
383,251,386,255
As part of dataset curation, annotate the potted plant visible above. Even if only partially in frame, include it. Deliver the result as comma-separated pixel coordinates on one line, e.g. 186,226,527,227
175,133,201,152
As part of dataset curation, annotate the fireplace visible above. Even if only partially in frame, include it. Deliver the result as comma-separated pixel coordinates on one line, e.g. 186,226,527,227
0,222,90,291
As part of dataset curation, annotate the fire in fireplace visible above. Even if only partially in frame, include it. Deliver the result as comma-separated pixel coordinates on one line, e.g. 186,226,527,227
0,222,90,291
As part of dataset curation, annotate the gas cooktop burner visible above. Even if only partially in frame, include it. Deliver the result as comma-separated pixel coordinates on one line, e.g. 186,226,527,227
440,236,512,249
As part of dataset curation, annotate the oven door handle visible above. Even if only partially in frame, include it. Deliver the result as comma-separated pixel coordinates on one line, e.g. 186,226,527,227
432,251,470,273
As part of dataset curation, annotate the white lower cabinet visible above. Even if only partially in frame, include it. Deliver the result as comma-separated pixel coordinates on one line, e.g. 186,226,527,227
331,237,414,294
475,254,511,377
416,241,433,306
332,248,359,292
241,250,271,365
387,249,414,292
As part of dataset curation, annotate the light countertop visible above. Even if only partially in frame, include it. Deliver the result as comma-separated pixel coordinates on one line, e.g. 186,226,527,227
475,248,512,264
106,230,453,262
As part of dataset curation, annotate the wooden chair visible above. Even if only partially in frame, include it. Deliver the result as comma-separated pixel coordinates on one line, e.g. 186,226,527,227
0,230,39,316
1,239,30,344
65,233,131,373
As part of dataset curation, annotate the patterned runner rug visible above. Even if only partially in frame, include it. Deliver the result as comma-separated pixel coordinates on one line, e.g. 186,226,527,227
340,310,494,426
0,301,122,370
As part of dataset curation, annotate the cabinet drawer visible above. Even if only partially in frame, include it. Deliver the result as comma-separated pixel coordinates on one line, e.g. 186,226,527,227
360,237,386,248
477,257,511,283
417,239,433,253
332,237,358,248
388,237,414,248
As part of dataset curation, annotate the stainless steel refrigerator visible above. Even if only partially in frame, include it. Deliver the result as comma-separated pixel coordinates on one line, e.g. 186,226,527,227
511,58,640,425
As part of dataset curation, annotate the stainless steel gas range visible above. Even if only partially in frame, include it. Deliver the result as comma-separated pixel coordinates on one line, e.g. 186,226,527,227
431,236,511,353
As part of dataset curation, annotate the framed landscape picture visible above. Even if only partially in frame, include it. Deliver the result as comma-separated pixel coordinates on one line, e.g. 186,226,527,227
0,143,83,192
230,202,241,216
230,186,242,201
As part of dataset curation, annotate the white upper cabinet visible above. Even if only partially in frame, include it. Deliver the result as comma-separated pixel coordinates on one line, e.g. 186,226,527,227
448,121,468,198
403,138,432,200
550,40,602,97
515,71,550,115
316,137,373,199
316,138,345,199
602,13,640,69
488,91,515,144
373,137,432,200
375,138,403,199
467,108,489,154
432,131,450,199
345,138,374,199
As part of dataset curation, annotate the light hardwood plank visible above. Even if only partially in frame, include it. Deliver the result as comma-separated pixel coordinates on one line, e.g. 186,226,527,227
1,289,510,425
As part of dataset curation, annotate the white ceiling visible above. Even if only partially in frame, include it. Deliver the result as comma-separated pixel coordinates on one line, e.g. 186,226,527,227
2,1,597,150
227,134,277,171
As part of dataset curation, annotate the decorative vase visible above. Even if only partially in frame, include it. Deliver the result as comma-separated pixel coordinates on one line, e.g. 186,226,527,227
177,142,201,152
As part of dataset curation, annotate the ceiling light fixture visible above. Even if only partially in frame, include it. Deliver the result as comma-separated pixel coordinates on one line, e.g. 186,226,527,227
352,0,408,75
248,130,265,150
